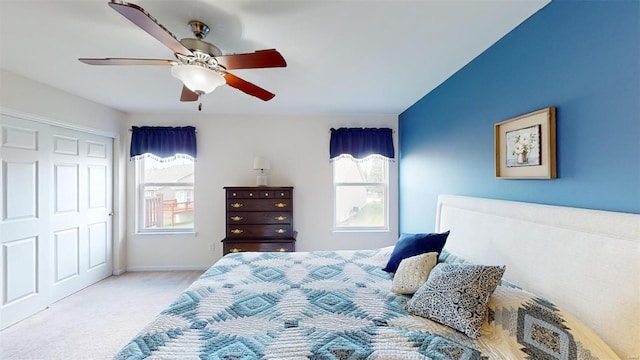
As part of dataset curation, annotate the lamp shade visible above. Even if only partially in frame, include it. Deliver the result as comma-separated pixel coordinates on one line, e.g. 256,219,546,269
253,156,271,171
171,64,226,94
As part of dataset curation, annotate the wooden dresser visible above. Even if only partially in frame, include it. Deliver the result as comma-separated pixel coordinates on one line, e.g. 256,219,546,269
222,186,296,254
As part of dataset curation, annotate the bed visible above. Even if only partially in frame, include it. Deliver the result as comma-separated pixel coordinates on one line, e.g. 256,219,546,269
115,195,639,359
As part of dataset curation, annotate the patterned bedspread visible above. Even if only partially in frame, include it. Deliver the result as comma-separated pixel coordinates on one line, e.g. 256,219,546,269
114,248,619,359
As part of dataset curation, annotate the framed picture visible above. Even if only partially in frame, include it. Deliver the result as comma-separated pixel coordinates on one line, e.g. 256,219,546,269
495,107,556,179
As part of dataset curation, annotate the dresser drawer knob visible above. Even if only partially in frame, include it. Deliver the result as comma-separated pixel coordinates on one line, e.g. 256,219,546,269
231,202,243,208
274,202,287,208
230,216,243,221
230,229,244,234
230,248,241,253
275,229,286,234
275,216,287,221
278,248,287,252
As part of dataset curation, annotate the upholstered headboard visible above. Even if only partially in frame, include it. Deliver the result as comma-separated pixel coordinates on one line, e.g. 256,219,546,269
435,195,639,359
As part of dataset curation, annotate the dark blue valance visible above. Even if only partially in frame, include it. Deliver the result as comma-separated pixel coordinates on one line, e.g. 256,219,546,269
330,127,394,160
130,126,197,160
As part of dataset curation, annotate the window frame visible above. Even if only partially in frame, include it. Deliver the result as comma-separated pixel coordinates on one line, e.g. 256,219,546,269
332,156,389,232
134,156,195,234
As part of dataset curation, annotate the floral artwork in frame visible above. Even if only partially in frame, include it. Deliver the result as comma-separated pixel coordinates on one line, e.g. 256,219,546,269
495,107,556,179
505,125,541,167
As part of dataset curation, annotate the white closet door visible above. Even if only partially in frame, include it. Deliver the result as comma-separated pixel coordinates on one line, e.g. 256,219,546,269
0,116,52,328
49,127,113,302
0,114,113,328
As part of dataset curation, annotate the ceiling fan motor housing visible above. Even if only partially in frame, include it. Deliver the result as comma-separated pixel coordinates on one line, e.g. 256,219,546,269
180,38,222,58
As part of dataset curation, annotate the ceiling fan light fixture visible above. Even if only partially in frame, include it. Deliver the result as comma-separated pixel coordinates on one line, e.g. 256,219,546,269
171,64,226,94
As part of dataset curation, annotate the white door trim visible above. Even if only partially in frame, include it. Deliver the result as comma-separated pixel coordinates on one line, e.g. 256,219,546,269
0,108,119,139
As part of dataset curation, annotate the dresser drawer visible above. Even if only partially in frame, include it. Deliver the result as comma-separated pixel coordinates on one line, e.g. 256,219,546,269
227,199,291,211
227,212,291,224
223,241,295,254
227,189,291,199
227,224,293,238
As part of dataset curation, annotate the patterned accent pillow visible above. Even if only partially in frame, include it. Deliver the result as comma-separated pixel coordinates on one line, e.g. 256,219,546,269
406,263,505,339
391,252,438,295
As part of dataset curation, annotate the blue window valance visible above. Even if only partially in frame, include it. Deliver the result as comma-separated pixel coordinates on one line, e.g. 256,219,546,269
329,127,394,161
130,126,197,160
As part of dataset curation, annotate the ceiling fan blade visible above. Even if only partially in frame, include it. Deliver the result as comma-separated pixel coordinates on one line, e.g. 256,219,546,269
180,86,199,102
223,73,276,101
79,58,177,66
216,49,287,70
108,1,193,56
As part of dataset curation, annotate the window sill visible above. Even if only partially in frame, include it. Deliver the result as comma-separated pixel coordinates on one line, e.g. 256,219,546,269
135,231,197,236
332,228,390,233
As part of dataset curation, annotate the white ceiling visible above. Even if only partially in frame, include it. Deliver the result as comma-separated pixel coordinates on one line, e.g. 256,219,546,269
0,0,549,115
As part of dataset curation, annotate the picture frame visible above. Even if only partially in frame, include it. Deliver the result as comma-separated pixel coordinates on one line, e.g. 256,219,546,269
495,107,556,179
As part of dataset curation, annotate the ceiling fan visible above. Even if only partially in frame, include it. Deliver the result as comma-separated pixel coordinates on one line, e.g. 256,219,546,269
79,0,287,110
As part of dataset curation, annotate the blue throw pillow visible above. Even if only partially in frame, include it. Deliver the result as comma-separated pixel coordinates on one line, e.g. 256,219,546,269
382,231,450,273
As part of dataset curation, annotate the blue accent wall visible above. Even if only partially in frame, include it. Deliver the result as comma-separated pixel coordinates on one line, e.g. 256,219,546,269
399,1,639,232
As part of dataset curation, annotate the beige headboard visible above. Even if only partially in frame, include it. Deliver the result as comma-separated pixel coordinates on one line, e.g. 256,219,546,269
435,195,639,359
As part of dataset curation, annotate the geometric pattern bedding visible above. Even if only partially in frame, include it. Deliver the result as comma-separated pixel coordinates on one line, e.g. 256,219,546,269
114,248,619,360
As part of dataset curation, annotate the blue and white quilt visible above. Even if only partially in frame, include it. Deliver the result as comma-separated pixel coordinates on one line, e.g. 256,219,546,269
114,248,619,359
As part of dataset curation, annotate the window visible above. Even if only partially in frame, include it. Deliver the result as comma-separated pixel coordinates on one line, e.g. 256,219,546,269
329,127,393,231
333,155,388,231
130,125,197,234
135,156,194,233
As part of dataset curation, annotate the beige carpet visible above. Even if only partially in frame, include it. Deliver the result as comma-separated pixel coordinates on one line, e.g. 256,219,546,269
0,271,204,360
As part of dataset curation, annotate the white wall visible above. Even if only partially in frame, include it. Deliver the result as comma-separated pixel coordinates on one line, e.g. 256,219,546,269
0,70,125,135
0,70,399,272
125,113,399,270
0,69,129,274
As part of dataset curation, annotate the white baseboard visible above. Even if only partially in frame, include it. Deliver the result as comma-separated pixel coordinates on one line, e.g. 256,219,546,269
125,265,210,272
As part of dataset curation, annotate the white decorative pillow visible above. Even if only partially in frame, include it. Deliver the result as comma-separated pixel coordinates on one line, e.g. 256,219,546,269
406,263,505,339
390,252,438,295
